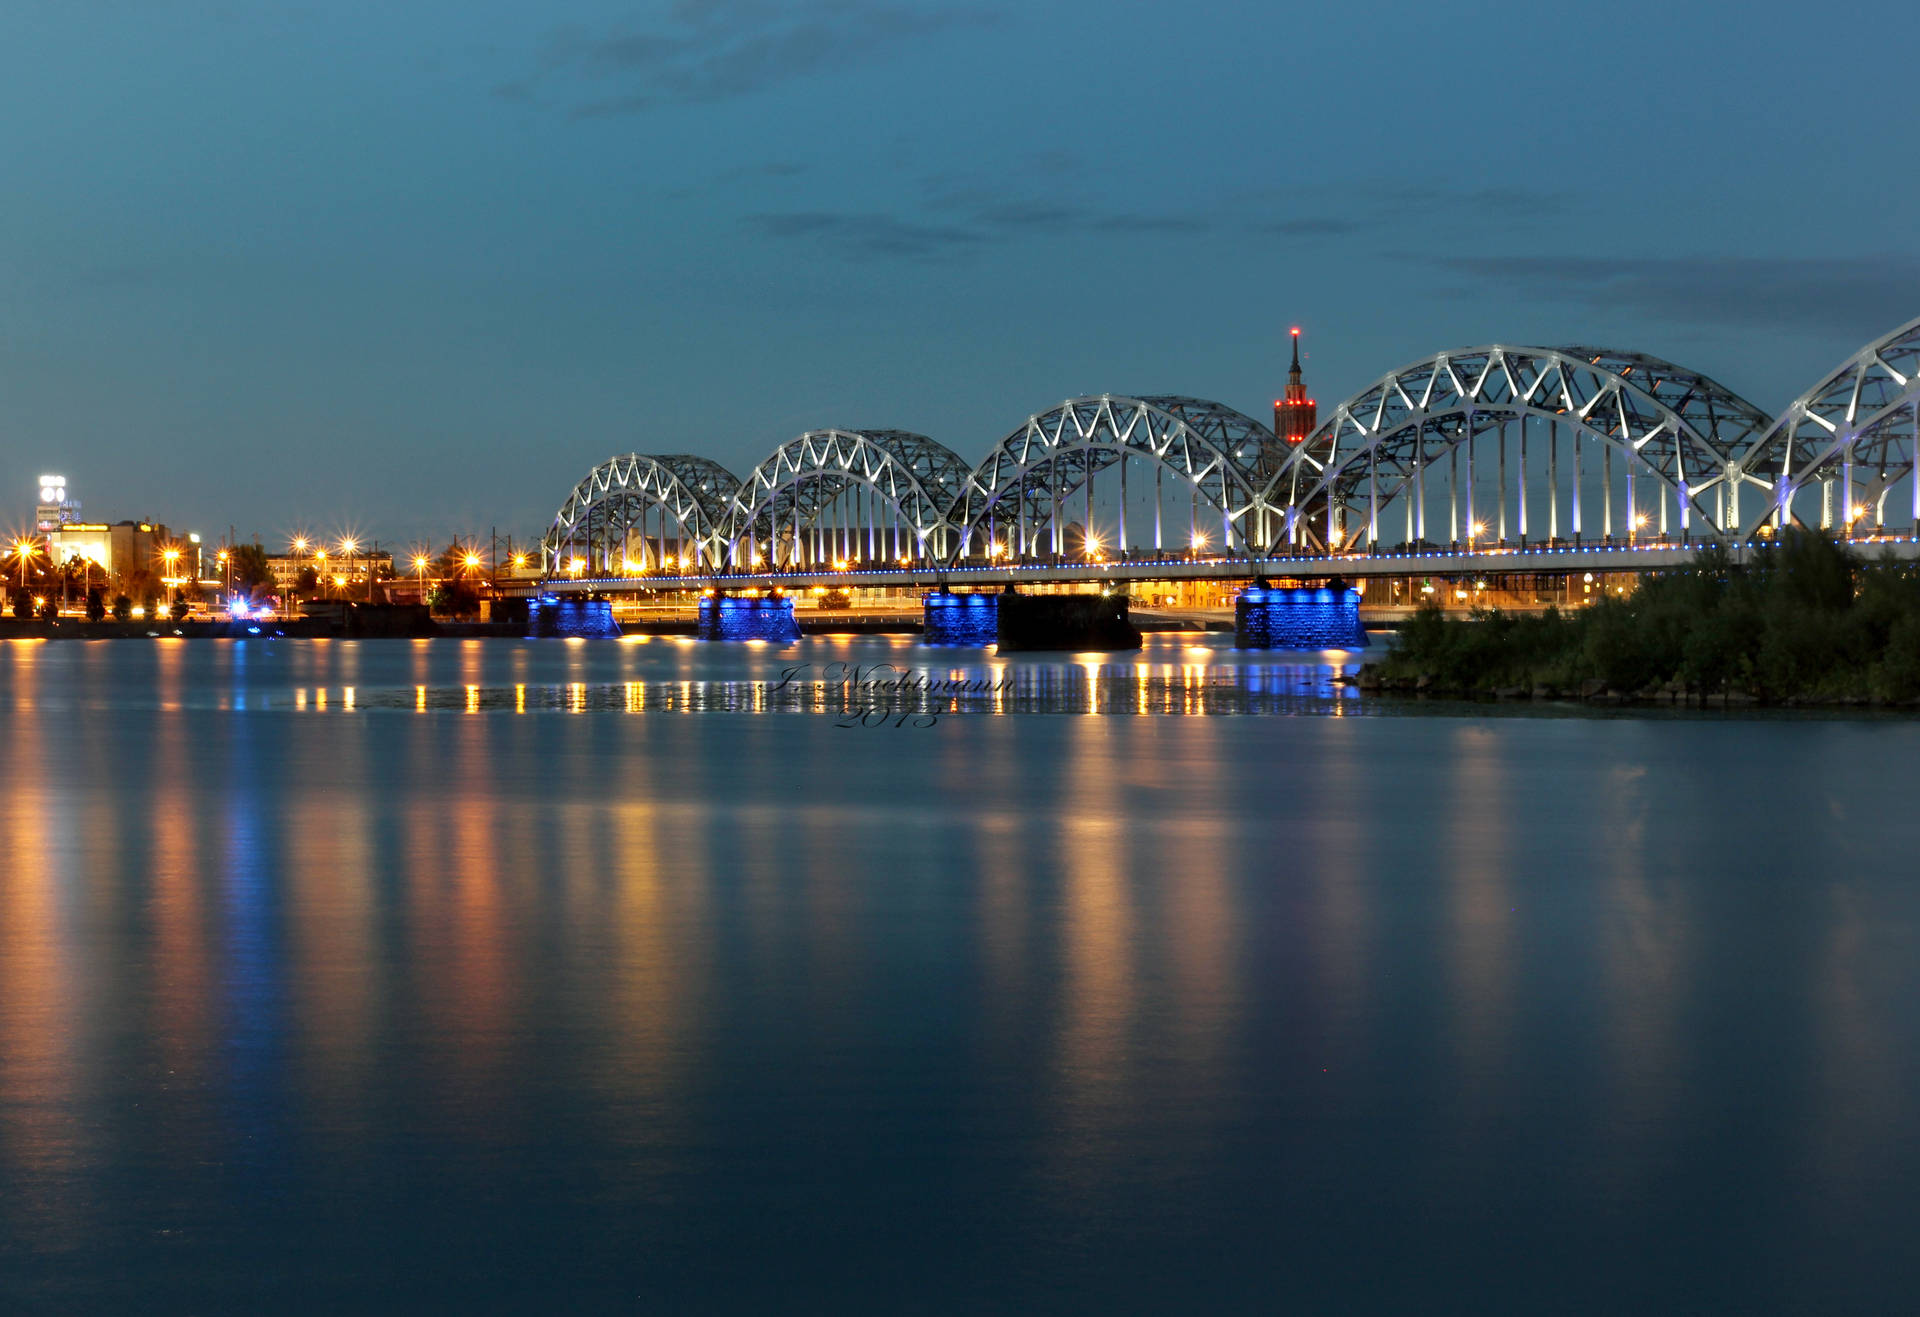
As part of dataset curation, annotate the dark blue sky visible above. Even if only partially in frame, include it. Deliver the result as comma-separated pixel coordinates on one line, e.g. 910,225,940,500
4,0,1916,549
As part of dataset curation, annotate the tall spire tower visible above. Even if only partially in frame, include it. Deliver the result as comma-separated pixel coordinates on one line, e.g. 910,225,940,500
1275,327,1317,445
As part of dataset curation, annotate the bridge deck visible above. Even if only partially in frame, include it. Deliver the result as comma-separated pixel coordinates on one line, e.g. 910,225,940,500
500,535,1920,596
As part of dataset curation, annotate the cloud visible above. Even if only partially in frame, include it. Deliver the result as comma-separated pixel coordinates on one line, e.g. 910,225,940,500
743,211,986,259
743,195,1211,259
509,1,1000,116
1256,217,1367,238
1422,255,1920,336
1241,183,1570,242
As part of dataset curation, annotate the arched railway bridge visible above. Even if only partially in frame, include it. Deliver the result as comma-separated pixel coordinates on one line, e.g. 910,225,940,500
531,317,1920,591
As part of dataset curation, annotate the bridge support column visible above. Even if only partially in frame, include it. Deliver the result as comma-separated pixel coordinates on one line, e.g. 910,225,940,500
1234,583,1368,651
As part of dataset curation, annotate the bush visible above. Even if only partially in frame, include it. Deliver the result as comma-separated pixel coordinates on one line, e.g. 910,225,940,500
1679,602,1760,693
1873,614,1920,703
427,579,481,619
85,589,106,622
1378,530,1920,704
111,594,133,621
9,591,29,620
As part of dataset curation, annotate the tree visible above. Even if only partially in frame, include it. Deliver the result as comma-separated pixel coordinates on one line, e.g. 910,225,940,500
111,594,133,621
10,591,30,619
85,589,106,622
123,567,158,611
427,578,481,619
38,597,57,622
230,543,274,594
293,565,319,595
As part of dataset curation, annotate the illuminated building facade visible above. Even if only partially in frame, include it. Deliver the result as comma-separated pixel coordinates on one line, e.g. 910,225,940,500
45,521,178,587
1274,328,1317,445
267,551,393,593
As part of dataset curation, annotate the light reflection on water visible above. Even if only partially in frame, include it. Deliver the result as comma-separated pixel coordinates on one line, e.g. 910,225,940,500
0,633,1364,717
0,639,1918,1312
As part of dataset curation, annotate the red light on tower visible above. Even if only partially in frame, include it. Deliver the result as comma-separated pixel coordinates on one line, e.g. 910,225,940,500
1276,328,1317,444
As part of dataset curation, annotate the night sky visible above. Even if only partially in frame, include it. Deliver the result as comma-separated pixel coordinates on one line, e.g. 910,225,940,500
4,0,1916,548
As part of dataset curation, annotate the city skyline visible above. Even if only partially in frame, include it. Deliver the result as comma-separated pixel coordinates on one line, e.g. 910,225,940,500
3,0,1916,545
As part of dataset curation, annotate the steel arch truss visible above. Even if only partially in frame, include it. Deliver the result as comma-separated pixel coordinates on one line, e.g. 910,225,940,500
541,454,743,575
726,429,972,566
1270,346,1772,551
1739,317,1920,537
949,395,1282,560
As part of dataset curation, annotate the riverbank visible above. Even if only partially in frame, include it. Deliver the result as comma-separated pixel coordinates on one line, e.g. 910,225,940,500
1364,531,1920,707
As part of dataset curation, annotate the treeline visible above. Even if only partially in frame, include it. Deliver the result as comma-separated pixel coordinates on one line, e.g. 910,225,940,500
1370,530,1920,704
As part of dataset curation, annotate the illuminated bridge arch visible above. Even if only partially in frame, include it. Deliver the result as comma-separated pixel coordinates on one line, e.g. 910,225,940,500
1269,346,1772,553
1739,316,1920,538
948,395,1283,562
541,454,742,577
726,429,972,569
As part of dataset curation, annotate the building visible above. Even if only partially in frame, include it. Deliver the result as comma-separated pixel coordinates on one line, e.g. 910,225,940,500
45,520,181,590
267,551,393,595
1275,328,1317,444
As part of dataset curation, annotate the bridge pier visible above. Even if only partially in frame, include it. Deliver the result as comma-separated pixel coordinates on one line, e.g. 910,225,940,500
995,588,1142,652
696,592,801,643
529,596,621,639
1234,580,1368,650
922,589,998,646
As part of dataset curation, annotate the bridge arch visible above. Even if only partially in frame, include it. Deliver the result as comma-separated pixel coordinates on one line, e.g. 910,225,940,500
541,454,742,577
725,429,972,568
1739,316,1920,538
947,395,1283,563
1267,346,1771,553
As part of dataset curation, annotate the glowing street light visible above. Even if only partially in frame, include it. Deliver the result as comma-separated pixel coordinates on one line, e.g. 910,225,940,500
161,546,183,608
11,538,38,589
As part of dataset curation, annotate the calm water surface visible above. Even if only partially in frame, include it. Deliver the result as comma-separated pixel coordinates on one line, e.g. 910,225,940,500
1,636,1917,1314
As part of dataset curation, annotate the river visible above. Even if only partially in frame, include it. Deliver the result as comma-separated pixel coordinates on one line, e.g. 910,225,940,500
1,635,1916,1313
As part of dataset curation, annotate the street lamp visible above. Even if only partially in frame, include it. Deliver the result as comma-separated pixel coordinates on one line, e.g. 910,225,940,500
12,538,37,590
162,547,182,611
